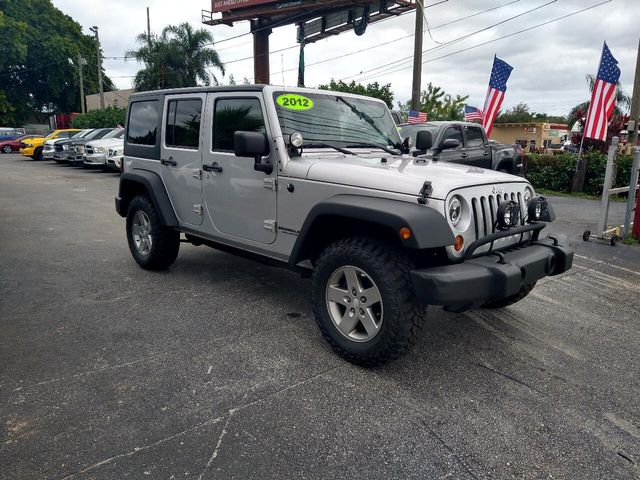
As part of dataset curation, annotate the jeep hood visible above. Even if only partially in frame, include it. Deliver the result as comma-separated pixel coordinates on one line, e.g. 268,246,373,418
285,152,529,200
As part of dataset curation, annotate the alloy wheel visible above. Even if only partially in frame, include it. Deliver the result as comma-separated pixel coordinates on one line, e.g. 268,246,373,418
325,265,383,342
131,210,153,255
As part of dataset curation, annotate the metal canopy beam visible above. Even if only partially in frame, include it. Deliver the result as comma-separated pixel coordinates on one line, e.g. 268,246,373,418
201,1,416,83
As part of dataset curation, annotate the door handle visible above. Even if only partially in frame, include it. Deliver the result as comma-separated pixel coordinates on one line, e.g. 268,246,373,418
483,150,490,156
161,157,177,166
203,162,223,173
461,153,468,158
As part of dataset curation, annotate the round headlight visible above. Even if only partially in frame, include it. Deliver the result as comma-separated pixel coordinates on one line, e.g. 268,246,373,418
290,132,304,148
523,187,533,204
496,200,520,230
448,196,462,226
527,196,547,222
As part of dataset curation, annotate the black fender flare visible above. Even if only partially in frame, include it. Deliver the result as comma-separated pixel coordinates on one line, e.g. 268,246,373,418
289,194,455,265
115,170,178,227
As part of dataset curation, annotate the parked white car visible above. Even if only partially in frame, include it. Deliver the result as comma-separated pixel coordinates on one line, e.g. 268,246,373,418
83,129,125,168
106,145,124,172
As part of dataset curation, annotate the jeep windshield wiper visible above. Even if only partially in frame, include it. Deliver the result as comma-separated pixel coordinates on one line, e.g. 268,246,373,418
305,143,355,155
345,143,401,155
336,96,402,154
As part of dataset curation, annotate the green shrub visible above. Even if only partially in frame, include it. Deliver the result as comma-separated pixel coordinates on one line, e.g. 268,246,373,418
72,106,126,129
525,154,575,192
525,152,635,196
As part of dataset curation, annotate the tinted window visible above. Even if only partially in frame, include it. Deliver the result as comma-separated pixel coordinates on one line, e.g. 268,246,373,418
441,126,463,146
465,126,484,147
213,98,265,151
128,101,160,146
166,99,202,149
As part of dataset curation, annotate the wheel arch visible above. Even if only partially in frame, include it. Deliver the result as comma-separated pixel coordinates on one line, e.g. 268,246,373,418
289,194,454,266
115,170,178,226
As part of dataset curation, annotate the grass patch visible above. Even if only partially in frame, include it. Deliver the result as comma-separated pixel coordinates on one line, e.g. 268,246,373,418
622,235,640,246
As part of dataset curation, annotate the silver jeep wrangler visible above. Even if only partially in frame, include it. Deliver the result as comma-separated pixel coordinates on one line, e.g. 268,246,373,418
115,85,573,366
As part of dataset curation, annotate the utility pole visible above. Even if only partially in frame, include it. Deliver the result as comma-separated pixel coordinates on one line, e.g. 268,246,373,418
90,26,105,110
630,38,640,239
628,37,640,150
147,7,151,43
410,0,424,111
77,55,87,114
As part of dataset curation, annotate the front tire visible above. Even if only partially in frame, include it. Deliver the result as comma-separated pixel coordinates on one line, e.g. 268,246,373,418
312,237,425,366
126,196,180,270
34,147,43,161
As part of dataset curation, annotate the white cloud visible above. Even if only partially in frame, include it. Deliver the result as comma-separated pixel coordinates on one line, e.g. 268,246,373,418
52,0,638,116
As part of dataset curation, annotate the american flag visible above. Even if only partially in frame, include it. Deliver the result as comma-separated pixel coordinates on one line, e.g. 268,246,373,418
464,105,484,121
482,55,513,138
407,110,428,124
583,42,621,141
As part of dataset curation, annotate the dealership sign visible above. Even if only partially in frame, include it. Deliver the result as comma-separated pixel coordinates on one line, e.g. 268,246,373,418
212,0,276,12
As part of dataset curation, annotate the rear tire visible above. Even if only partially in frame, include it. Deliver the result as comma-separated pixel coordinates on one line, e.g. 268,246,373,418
126,196,180,271
482,282,536,309
2,145,12,153
312,237,425,366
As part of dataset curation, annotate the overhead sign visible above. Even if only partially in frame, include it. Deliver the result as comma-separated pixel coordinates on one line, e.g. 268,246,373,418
211,0,275,13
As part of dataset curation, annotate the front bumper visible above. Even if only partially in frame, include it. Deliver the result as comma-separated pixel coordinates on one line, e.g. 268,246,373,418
84,153,107,166
411,234,573,311
20,147,35,156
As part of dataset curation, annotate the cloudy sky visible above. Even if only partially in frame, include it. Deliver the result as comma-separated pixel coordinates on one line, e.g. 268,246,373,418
52,0,638,116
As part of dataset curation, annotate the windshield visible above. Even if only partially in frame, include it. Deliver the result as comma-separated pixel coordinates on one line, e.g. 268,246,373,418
399,124,440,144
103,128,125,139
84,129,112,140
273,92,401,150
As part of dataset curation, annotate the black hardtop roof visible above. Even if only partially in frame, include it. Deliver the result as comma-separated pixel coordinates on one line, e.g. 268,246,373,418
130,84,267,100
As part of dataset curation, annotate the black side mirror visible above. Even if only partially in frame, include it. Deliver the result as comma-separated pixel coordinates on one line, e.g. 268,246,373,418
415,130,433,151
440,138,460,150
234,131,272,174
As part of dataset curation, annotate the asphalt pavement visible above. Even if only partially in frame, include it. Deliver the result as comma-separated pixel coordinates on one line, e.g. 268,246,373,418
1,153,639,479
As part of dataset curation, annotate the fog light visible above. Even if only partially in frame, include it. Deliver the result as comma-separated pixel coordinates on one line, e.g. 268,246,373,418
454,235,464,252
399,226,412,240
496,200,520,230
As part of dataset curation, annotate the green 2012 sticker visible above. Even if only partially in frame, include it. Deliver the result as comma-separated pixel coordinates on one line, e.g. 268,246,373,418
276,94,314,111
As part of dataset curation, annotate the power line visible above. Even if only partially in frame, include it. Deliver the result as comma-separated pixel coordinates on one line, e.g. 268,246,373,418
354,0,612,83
342,0,558,82
266,0,529,78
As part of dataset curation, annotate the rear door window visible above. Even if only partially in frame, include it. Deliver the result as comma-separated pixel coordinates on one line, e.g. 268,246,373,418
165,99,203,149
464,126,485,147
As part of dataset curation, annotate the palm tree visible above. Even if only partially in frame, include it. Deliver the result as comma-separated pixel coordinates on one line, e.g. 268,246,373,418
126,23,225,91
567,74,631,130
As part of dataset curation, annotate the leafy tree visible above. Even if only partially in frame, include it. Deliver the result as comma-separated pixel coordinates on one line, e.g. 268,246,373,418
127,23,225,91
71,106,126,129
495,103,567,124
318,79,394,109
0,0,114,124
397,83,468,121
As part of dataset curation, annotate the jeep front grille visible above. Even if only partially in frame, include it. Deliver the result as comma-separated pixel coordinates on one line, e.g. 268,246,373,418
470,192,525,238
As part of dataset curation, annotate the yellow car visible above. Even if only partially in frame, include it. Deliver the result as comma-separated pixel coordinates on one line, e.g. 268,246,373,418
20,129,81,160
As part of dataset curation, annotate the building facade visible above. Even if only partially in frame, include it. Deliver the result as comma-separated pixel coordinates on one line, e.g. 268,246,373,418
491,123,569,152
86,89,134,111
